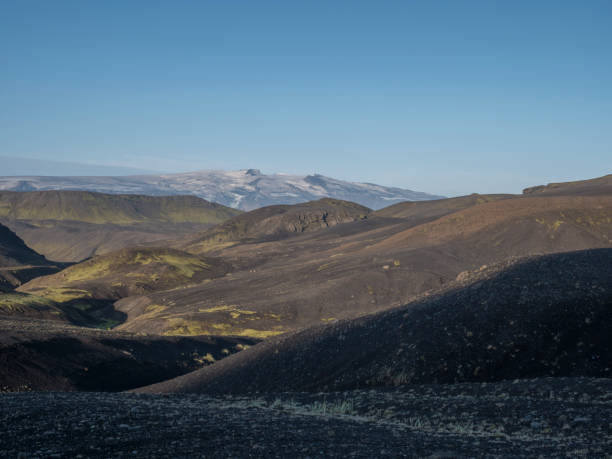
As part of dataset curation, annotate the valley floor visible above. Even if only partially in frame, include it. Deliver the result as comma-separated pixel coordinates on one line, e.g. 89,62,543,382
1,378,611,458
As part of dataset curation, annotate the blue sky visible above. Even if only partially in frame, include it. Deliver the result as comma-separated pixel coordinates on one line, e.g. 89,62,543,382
1,0,610,196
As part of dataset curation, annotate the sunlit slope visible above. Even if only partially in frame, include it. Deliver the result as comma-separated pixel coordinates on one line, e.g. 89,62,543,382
373,193,513,220
18,247,230,303
0,190,240,224
523,173,612,197
369,195,612,254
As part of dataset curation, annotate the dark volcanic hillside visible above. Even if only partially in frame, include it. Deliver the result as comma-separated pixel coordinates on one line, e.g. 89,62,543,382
182,198,371,253
0,191,241,261
0,223,49,267
0,223,61,292
137,249,612,394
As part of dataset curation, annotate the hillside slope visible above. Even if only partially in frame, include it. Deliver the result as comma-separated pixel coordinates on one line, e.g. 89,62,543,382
373,193,513,220
523,173,612,196
0,190,238,224
0,223,49,267
18,247,229,303
0,191,240,261
137,249,612,394
0,317,255,392
183,198,371,253
115,193,612,338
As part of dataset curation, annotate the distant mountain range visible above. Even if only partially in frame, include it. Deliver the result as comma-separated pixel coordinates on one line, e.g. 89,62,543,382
0,169,444,210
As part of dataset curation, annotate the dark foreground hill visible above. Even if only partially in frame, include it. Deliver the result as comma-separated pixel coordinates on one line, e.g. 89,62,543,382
137,249,612,394
0,223,62,292
0,190,241,261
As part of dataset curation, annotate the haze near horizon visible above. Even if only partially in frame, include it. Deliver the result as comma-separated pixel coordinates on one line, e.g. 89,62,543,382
1,1,610,196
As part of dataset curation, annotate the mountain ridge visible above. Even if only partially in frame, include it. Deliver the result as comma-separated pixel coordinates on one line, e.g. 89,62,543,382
0,169,444,211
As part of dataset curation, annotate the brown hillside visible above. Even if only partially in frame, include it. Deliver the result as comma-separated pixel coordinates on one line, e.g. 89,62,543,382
115,193,612,339
523,174,612,196
182,198,371,253
370,195,612,253
373,193,513,220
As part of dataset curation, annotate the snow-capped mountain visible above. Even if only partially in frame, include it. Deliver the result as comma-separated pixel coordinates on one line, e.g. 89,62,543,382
0,169,444,210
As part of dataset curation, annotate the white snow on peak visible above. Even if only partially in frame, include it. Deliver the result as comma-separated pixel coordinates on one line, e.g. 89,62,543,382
0,169,444,211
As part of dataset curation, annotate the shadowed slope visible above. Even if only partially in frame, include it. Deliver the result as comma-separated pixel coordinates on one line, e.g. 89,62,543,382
0,223,49,267
0,317,256,392
136,249,612,394
0,223,62,292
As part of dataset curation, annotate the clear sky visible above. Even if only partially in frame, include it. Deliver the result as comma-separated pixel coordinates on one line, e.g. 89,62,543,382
1,0,610,196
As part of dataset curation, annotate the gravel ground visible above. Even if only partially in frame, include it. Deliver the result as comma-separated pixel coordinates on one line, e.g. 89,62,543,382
1,377,611,458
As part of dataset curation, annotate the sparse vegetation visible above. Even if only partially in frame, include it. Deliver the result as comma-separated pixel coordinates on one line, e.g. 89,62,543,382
17,248,229,316
163,317,285,339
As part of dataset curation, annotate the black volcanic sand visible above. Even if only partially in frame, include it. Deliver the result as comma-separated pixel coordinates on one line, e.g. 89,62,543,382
1,378,611,458
139,249,612,394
